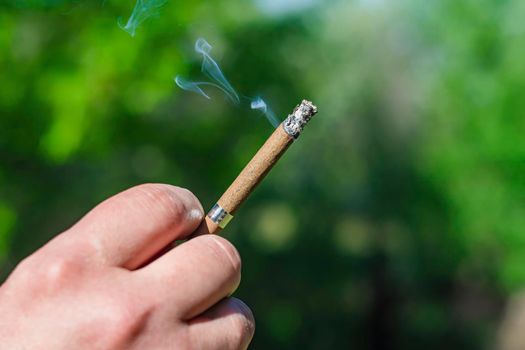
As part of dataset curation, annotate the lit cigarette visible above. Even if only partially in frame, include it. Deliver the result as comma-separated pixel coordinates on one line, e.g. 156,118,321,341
194,100,318,235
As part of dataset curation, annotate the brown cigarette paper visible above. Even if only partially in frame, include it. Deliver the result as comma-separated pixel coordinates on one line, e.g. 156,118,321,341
194,100,318,236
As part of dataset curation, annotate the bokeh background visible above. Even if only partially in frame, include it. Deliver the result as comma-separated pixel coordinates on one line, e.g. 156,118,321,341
1,0,524,348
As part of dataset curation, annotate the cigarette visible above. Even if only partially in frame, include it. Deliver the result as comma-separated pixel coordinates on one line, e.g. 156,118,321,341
194,100,318,236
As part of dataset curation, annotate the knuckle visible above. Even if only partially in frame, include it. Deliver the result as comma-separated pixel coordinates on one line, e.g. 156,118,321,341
86,299,146,347
230,302,256,347
203,235,242,276
104,302,136,331
39,258,81,291
132,184,188,222
12,254,82,293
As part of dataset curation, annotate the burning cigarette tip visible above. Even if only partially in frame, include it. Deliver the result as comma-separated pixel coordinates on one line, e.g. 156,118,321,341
283,100,319,138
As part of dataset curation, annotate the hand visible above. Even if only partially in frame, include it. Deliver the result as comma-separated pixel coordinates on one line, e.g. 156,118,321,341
0,184,254,349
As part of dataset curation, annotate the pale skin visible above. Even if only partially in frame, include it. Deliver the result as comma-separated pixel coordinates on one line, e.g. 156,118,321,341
0,184,255,349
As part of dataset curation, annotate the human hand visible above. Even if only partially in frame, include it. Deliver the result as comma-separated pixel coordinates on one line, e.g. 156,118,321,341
0,184,254,349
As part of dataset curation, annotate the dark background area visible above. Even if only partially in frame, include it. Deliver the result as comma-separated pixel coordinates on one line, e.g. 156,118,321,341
1,0,524,348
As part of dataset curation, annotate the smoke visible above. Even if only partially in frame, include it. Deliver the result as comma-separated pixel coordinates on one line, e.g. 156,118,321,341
119,0,168,37
194,38,240,104
251,97,280,128
175,38,280,128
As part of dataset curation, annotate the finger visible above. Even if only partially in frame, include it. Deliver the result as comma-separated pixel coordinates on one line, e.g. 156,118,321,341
187,298,255,350
138,235,242,319
67,184,204,269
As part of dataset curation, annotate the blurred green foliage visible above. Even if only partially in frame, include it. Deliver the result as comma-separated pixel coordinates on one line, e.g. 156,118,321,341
1,0,524,348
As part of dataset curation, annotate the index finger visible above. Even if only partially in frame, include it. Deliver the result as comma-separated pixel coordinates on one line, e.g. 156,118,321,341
65,184,204,270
